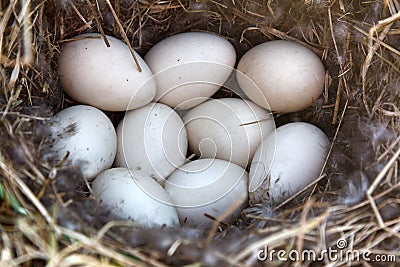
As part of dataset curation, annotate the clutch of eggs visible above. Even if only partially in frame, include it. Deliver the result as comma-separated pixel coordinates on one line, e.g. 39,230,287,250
58,33,156,111
165,158,248,227
49,105,117,180
249,122,330,204
183,98,275,168
114,102,188,185
144,32,236,110
55,32,330,228
92,168,179,227
237,40,325,113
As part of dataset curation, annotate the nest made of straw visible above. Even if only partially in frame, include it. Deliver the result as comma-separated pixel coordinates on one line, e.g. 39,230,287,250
0,0,399,266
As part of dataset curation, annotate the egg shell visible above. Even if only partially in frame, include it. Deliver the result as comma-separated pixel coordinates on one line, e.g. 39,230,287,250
144,32,236,109
92,168,179,227
58,33,156,111
249,122,330,203
182,98,275,168
165,158,248,227
115,103,188,184
237,40,325,113
51,105,117,180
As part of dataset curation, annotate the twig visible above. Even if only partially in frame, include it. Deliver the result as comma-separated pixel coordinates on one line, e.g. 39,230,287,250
206,199,244,244
85,0,110,47
367,145,400,228
361,12,399,116
104,0,142,72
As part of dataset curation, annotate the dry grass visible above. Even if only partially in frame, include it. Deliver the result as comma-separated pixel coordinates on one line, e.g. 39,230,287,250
0,0,399,266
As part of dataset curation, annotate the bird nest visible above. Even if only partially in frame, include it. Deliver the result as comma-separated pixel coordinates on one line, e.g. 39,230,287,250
0,0,399,266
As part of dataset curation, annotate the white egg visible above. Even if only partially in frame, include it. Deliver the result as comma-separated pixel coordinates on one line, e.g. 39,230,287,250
249,122,330,204
50,105,117,180
182,98,275,168
237,40,325,113
92,168,179,227
144,32,236,109
165,159,248,227
58,33,156,111
115,103,188,184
